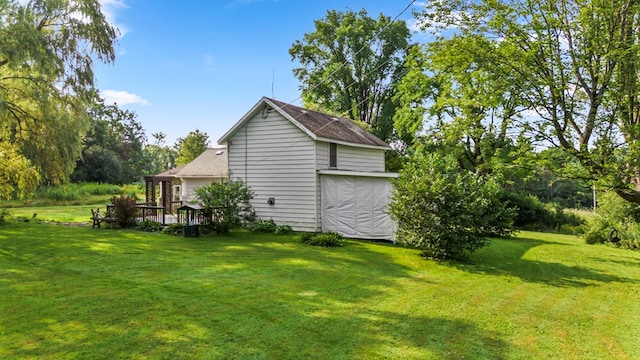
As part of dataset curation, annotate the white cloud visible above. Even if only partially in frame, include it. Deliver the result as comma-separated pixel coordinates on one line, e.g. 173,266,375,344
101,90,150,106
100,0,129,37
16,0,129,37
407,18,428,33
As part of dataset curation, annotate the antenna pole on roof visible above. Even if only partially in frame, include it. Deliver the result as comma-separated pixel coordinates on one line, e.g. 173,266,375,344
272,69,275,98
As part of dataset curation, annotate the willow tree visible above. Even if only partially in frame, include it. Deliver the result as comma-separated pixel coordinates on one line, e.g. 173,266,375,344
0,0,118,197
416,0,640,204
289,9,411,142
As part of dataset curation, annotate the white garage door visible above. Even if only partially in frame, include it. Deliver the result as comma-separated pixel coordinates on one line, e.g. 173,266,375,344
321,175,396,240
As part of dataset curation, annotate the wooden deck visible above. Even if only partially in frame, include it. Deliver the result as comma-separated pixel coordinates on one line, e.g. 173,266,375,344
105,204,180,226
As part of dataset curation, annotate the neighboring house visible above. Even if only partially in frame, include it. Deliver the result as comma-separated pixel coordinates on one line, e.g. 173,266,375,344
144,147,228,212
176,147,228,202
218,97,397,240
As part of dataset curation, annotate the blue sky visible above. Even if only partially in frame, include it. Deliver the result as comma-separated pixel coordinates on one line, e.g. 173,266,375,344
93,0,424,146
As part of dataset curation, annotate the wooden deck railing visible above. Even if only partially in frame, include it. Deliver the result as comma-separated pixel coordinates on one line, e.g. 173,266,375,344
136,205,166,225
106,203,168,225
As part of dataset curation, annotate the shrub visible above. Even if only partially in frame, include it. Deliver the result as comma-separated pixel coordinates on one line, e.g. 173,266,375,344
194,179,254,233
250,219,278,233
163,223,184,236
0,208,12,225
110,195,138,228
250,219,277,233
500,191,585,233
201,221,230,234
250,219,293,234
500,192,551,229
137,219,162,232
275,224,293,235
300,232,344,247
389,153,514,260
582,191,640,249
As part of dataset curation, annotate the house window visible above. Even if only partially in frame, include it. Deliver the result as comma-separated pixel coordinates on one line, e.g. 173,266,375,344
329,143,337,168
173,185,181,202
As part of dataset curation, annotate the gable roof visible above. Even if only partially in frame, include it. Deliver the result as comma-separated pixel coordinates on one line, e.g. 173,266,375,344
155,163,187,177
152,148,228,179
218,97,390,150
178,147,228,178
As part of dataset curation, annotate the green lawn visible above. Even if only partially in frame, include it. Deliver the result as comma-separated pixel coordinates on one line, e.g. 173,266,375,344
8,204,107,224
1,224,639,359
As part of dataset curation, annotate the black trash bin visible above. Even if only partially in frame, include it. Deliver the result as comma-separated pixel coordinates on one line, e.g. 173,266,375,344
184,224,199,237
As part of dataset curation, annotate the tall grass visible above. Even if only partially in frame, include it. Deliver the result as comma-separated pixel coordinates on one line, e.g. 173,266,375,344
0,183,144,207
37,183,122,201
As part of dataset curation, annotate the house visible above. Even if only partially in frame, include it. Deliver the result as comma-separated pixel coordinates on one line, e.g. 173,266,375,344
218,97,397,240
174,147,228,201
143,147,228,212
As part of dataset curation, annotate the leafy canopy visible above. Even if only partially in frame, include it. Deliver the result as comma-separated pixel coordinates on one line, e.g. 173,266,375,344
72,100,147,184
415,0,640,204
175,129,209,166
290,9,411,142
394,36,527,176
0,0,118,193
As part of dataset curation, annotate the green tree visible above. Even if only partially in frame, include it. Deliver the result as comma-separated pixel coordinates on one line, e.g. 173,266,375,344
394,36,526,176
70,146,123,184
416,0,640,204
143,132,177,175
389,152,515,260
0,0,118,190
289,9,412,143
194,179,254,233
174,129,209,166
520,148,593,209
0,142,40,199
72,100,146,183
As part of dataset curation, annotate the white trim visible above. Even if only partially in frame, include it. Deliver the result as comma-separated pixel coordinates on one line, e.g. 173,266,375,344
178,176,226,180
315,136,390,151
218,97,391,151
318,169,399,178
217,98,267,144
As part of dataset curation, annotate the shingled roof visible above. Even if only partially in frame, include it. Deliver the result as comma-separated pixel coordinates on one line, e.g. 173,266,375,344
152,148,227,179
218,97,389,149
178,147,228,178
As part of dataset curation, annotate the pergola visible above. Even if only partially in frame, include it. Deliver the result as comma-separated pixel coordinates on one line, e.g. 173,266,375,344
143,174,177,214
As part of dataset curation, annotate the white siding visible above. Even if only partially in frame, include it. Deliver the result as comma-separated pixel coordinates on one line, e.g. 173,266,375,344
181,178,216,203
228,111,319,231
336,144,386,172
315,141,385,171
314,143,328,229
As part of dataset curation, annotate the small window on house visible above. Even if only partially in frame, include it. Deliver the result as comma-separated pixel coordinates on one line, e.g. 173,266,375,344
173,185,181,202
329,143,337,168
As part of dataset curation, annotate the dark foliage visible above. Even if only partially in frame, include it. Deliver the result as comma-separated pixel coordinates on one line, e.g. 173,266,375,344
162,223,184,236
300,232,345,247
110,195,138,228
249,219,293,234
137,220,162,232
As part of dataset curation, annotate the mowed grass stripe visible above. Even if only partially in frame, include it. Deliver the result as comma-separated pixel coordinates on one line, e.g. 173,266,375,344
1,225,639,359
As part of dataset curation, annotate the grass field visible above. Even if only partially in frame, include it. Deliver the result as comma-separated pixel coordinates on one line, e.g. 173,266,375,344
8,204,108,224
1,223,639,359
